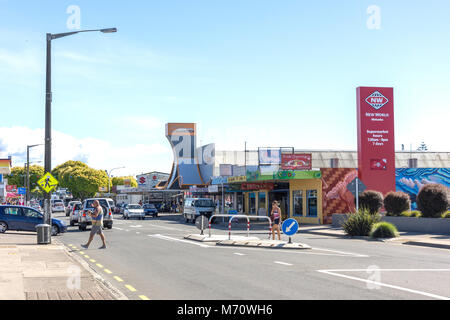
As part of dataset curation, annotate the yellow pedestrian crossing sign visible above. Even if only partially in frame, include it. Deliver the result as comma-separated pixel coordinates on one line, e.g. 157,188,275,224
37,172,59,193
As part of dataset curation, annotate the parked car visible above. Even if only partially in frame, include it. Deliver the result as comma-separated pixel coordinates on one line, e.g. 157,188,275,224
78,198,114,231
119,203,128,215
143,204,158,218
0,205,67,236
123,204,145,220
30,202,42,212
51,199,65,213
66,201,81,216
106,198,115,214
183,198,216,223
69,202,83,226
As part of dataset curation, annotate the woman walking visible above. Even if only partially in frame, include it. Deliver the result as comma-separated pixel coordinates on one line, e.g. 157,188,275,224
271,201,282,241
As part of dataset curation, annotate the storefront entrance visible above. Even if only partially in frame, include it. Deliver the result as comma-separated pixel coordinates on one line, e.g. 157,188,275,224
269,183,290,220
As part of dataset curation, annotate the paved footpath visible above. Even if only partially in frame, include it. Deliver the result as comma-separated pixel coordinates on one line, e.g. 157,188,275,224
299,225,450,249
0,232,127,300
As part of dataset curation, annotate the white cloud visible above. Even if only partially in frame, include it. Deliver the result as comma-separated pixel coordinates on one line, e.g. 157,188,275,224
0,126,173,176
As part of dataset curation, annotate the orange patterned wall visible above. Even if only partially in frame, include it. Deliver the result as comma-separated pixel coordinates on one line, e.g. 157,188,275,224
321,168,358,224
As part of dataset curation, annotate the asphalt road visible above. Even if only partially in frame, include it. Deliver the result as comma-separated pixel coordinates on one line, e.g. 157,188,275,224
54,212,450,300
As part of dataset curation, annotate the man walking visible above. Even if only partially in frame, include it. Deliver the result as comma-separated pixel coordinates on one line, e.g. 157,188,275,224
81,200,107,249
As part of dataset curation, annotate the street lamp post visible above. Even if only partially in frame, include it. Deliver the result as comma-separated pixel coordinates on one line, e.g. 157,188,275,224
43,28,117,235
107,167,125,194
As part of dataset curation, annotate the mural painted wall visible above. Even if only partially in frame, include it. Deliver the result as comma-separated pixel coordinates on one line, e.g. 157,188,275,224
321,168,358,224
396,168,450,210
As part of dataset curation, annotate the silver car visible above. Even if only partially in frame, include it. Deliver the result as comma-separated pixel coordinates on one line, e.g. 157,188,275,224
69,202,83,226
78,198,114,231
123,204,145,220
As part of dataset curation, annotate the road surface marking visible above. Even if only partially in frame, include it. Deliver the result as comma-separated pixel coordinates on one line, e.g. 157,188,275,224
311,247,369,257
114,276,124,282
96,263,104,268
274,261,293,266
149,234,210,248
84,255,90,259
234,253,246,256
318,269,450,300
125,285,137,292
146,224,183,231
90,259,96,263
79,251,85,255
104,269,112,274
136,232,140,234
139,295,150,300
130,225,142,228
113,227,123,231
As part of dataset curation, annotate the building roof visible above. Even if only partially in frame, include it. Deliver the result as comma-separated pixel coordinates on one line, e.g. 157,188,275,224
214,150,450,171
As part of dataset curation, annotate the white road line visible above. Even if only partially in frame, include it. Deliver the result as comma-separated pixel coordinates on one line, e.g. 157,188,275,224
234,253,246,256
274,261,293,266
318,269,450,300
145,224,184,231
311,247,369,257
149,234,210,248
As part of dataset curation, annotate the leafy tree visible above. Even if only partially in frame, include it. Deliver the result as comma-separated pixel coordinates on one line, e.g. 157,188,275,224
111,176,138,188
5,165,44,190
52,161,88,182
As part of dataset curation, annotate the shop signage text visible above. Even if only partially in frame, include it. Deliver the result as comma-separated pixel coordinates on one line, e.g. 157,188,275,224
357,87,395,195
228,176,247,183
281,154,312,170
242,183,274,191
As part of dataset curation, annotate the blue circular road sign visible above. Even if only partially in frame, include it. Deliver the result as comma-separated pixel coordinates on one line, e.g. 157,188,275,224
282,219,299,236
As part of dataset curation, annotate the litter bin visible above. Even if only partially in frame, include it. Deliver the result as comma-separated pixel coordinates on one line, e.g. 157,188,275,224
36,224,51,245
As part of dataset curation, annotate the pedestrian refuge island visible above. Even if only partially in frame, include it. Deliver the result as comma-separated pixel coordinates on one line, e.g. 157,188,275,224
184,214,312,250
184,214,272,242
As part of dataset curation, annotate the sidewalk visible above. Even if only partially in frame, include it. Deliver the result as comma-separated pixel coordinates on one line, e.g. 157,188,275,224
299,225,450,249
0,232,126,300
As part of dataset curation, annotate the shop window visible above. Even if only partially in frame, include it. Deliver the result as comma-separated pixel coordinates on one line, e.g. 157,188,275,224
249,193,256,214
258,192,267,215
293,190,303,216
307,190,318,217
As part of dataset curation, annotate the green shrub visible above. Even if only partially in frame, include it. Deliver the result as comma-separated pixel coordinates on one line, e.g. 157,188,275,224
357,190,384,215
442,211,450,219
384,192,411,216
401,210,422,218
370,222,399,239
417,184,449,218
342,209,381,237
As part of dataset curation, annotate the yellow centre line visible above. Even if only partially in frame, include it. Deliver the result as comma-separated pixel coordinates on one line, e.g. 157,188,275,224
125,285,137,292
96,263,104,268
104,269,112,274
84,255,90,259
79,251,85,255
90,259,96,263
139,295,150,300
113,276,124,282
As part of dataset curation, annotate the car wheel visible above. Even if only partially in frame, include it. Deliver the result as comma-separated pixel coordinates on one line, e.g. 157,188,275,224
70,220,75,227
0,222,8,233
51,225,59,236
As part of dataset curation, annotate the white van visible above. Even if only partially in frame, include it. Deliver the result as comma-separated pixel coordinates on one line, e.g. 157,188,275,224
183,198,216,223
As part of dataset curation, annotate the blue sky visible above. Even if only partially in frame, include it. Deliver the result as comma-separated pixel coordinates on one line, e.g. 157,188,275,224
0,0,449,175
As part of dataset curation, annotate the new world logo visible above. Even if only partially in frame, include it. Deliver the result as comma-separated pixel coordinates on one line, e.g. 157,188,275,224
366,91,389,110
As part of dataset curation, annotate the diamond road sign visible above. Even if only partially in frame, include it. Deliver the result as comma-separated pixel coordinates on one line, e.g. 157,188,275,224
347,177,367,198
37,172,59,193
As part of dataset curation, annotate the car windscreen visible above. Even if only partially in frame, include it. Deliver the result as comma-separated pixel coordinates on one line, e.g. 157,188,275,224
144,204,155,209
74,203,82,210
128,205,142,210
85,200,109,209
193,200,215,208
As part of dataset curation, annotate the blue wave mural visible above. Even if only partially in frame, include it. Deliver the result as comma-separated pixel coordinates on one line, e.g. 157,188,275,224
396,168,450,209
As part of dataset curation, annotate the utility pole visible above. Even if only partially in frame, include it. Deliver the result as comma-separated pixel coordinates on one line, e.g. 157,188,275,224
43,28,117,242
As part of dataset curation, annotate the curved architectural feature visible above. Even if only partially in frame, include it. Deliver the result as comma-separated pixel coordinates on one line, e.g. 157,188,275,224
157,123,215,190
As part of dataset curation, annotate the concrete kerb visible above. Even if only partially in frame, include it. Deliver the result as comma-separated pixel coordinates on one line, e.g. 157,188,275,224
216,239,312,250
55,239,128,300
